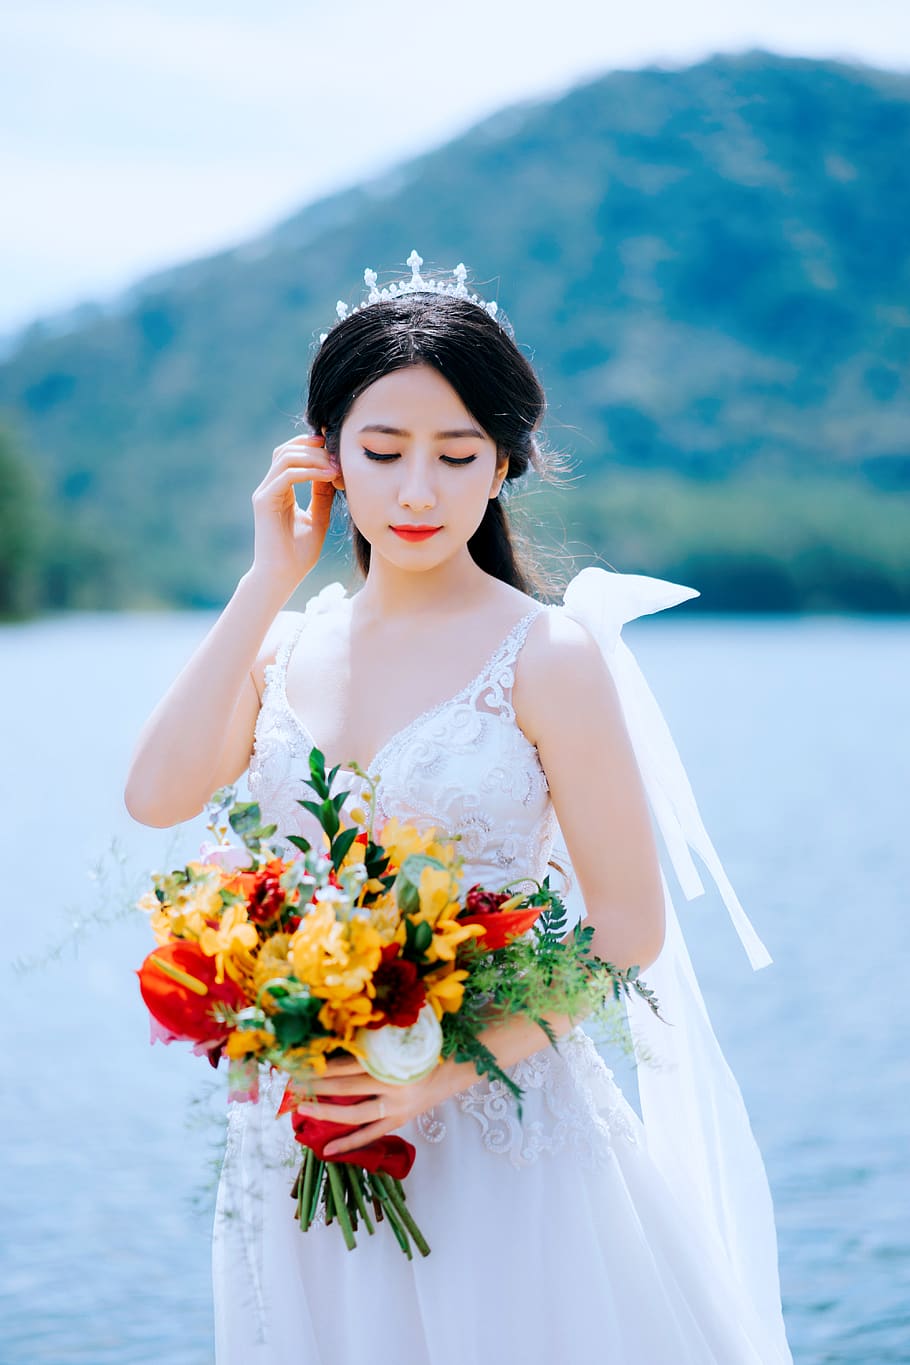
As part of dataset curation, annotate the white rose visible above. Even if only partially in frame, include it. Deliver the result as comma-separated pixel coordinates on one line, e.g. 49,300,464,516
355,1002,443,1085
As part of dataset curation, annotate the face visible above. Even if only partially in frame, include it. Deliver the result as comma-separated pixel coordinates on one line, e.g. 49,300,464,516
329,364,509,568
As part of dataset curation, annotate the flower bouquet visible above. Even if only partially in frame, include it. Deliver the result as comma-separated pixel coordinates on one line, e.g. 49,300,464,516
136,748,662,1258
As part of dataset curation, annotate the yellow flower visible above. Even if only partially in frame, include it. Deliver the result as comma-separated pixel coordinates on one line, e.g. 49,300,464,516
148,863,230,945
252,933,294,1010
183,863,228,916
379,818,458,869
365,893,402,945
318,993,382,1042
149,905,173,946
290,902,345,983
416,865,460,925
281,1034,349,1078
224,1026,274,1059
198,903,258,984
427,914,486,963
290,904,382,1000
423,965,470,1019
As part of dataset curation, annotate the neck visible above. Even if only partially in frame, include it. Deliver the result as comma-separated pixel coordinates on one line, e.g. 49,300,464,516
353,546,495,623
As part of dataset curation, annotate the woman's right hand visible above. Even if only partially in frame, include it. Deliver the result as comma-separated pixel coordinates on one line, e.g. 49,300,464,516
249,432,341,597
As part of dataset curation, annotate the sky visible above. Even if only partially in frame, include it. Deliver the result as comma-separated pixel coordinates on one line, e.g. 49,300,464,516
2,0,908,345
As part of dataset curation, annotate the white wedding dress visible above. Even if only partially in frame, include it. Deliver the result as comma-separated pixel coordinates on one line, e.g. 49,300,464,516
212,575,793,1365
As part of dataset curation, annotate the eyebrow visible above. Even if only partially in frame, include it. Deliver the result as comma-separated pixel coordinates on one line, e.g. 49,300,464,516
357,423,485,440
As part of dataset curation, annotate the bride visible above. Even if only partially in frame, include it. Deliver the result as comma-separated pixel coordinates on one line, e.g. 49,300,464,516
125,251,793,1363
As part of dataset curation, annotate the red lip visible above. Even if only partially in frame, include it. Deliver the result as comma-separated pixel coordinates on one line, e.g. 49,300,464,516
391,526,442,540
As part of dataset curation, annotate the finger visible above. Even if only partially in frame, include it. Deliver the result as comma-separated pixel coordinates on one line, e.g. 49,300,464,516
308,1075,385,1096
272,434,325,462
324,1120,393,1158
295,1097,385,1123
269,448,336,477
296,1097,373,1119
257,465,337,499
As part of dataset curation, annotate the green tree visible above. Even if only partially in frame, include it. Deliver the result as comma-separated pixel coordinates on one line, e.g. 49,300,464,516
0,420,44,619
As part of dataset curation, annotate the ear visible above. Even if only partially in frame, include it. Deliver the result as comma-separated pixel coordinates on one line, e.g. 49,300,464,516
323,425,345,489
490,453,509,499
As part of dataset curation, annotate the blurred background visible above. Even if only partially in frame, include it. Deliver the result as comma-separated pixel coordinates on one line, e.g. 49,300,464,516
2,3,908,1362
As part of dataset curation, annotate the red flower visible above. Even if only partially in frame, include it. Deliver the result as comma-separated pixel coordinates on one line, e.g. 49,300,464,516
463,884,511,915
367,944,427,1029
278,1081,416,1180
458,883,543,950
136,940,246,1045
246,858,292,926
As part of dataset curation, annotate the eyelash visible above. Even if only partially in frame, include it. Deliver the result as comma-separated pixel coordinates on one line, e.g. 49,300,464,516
361,448,478,466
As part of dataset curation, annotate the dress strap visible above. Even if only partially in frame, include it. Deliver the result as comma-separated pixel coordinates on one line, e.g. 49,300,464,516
473,606,545,723
272,615,308,679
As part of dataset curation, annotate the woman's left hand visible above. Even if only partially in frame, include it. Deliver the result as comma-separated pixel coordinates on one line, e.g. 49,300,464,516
294,1053,465,1157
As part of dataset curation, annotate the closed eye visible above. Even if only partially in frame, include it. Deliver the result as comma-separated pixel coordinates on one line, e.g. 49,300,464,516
362,448,477,466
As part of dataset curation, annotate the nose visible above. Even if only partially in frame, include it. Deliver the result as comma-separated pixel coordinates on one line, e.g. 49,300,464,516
397,455,437,512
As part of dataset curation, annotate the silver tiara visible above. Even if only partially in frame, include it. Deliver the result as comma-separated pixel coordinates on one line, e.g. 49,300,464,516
318,249,499,343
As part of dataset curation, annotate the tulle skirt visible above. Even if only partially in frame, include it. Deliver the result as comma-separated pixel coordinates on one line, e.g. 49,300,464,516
212,1028,778,1364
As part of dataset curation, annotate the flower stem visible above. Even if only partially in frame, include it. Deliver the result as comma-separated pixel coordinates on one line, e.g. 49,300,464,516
347,1168,375,1236
300,1149,317,1228
375,1174,431,1257
306,1159,325,1227
326,1162,357,1251
367,1173,412,1259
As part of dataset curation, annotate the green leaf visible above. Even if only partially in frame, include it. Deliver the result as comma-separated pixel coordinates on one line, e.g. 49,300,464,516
331,827,360,871
297,799,327,822
413,919,433,954
287,834,312,854
228,801,264,837
271,993,324,1049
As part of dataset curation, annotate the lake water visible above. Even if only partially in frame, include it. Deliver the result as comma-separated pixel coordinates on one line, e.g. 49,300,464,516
2,608,908,1364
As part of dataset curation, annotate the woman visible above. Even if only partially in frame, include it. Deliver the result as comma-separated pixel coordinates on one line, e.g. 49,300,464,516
125,252,792,1364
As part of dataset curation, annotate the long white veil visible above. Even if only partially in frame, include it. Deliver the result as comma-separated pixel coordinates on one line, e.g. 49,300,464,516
552,566,792,1364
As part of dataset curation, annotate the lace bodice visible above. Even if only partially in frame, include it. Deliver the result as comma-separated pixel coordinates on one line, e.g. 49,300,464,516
248,580,560,893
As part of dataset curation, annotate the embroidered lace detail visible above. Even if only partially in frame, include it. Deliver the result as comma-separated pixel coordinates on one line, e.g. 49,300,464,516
269,598,542,779
416,1029,641,1169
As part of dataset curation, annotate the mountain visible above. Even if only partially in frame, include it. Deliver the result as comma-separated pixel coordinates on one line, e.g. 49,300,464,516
1,48,908,612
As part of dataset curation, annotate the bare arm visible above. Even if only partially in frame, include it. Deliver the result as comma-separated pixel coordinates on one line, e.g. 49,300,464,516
123,571,295,826
123,431,341,827
518,611,666,973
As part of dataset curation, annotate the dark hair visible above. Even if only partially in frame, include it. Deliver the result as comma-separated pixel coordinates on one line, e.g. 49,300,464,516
303,286,570,598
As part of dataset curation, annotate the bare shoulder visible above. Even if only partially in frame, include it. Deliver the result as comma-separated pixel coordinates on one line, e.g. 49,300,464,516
250,609,305,700
514,607,614,746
